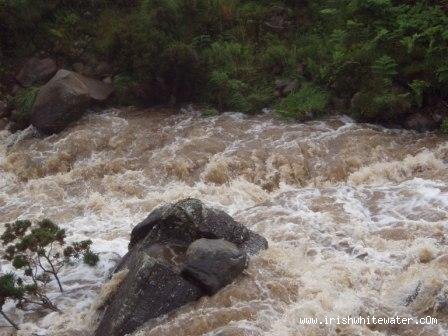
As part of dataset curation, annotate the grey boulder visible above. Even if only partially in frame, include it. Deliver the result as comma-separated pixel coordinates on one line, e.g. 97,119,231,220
95,198,268,336
95,254,203,336
182,238,247,295
31,69,114,134
129,198,268,254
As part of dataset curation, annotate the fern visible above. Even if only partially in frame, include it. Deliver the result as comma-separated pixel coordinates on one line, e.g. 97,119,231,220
276,84,328,120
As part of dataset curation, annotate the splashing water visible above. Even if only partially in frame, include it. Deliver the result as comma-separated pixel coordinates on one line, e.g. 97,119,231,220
0,108,447,336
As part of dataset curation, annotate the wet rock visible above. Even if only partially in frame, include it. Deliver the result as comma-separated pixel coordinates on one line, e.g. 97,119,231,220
182,238,247,294
10,109,31,131
129,198,268,254
16,57,58,87
404,113,439,132
31,69,114,134
96,198,268,336
95,254,203,336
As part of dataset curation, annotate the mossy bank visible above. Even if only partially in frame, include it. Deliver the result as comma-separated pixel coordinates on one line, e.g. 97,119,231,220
1,0,448,132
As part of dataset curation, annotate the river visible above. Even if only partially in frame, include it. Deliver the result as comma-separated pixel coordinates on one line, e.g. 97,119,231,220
0,108,447,335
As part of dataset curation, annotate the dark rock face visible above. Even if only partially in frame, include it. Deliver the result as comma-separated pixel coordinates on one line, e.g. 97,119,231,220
31,69,114,134
95,254,203,336
182,238,247,295
95,198,268,336
129,198,267,254
16,57,58,87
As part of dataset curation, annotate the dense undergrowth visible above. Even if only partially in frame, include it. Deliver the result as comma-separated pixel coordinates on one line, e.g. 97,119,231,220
1,0,448,127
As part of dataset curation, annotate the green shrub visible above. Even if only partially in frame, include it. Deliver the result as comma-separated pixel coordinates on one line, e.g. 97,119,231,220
83,250,100,266
1,0,448,124
14,87,39,115
351,90,411,120
276,84,329,120
261,44,292,75
159,42,202,102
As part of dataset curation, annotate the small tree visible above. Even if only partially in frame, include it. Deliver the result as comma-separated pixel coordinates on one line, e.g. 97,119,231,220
0,273,23,330
0,219,100,329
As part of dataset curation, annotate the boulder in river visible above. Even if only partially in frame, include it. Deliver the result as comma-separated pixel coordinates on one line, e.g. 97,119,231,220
16,57,58,87
30,69,114,134
95,198,268,336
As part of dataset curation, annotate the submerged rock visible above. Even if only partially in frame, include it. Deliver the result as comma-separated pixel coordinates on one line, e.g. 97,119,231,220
95,198,268,336
31,69,114,134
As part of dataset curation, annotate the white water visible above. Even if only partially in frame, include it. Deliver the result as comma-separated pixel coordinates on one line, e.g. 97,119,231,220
0,108,447,336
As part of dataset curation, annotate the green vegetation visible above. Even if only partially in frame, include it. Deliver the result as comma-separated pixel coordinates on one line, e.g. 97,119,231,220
10,87,39,126
1,0,448,126
0,219,99,329
276,84,329,120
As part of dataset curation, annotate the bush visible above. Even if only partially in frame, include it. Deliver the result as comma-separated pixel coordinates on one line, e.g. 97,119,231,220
1,0,448,127
261,44,291,75
276,84,329,120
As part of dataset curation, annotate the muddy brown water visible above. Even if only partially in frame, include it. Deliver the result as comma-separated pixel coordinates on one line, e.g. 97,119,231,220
0,108,447,335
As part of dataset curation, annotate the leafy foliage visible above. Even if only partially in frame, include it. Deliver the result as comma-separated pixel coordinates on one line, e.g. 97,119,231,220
0,218,100,329
276,84,328,120
1,0,448,125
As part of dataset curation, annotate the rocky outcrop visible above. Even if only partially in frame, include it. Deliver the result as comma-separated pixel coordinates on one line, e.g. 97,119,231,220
16,57,58,87
95,198,268,336
30,70,114,134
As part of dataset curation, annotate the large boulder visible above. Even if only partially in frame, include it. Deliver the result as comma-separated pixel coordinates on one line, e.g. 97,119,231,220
16,57,58,87
128,198,268,255
95,199,268,336
30,70,114,134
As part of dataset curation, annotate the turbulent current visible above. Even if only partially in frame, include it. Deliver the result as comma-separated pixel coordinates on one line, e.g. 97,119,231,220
1,108,448,336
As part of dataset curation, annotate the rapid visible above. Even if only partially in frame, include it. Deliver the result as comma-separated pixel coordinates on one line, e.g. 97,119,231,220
0,107,447,336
